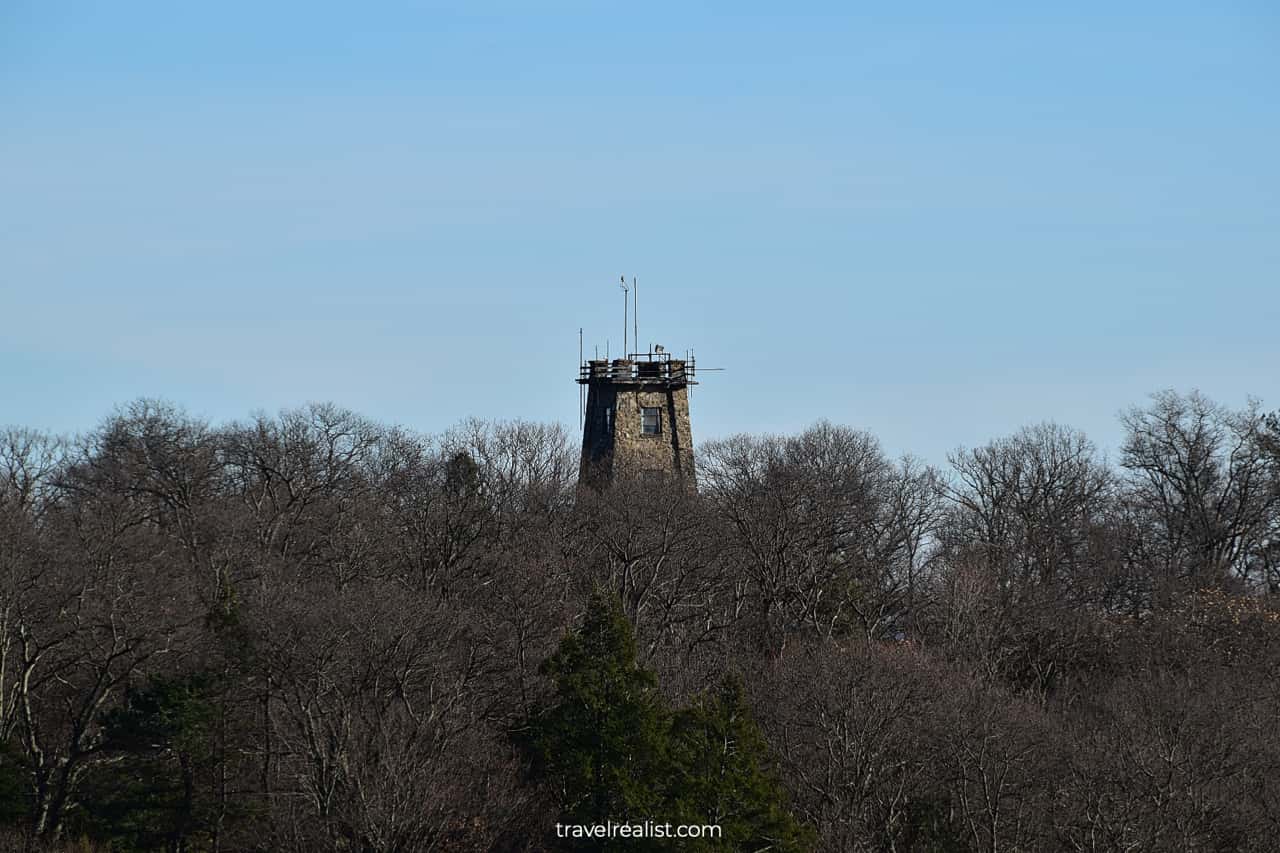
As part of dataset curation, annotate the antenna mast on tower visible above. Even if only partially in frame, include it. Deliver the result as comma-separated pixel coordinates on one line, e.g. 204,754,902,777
620,276,629,356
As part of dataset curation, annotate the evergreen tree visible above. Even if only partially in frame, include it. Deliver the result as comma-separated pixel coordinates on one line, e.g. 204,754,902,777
515,594,673,849
70,673,218,852
669,677,813,852
516,597,812,851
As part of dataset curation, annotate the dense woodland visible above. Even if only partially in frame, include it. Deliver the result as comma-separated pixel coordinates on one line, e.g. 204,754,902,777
1,390,1279,852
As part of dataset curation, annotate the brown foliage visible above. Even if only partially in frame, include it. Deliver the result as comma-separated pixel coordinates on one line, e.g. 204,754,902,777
0,394,1278,851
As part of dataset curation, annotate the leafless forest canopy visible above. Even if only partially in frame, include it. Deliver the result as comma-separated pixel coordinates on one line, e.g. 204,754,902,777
1,389,1279,851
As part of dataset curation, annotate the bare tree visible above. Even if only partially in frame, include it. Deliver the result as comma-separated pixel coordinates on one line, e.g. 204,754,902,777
700,422,941,649
567,474,734,670
257,581,519,852
4,416,202,840
1120,390,1279,597
754,641,952,852
942,422,1113,606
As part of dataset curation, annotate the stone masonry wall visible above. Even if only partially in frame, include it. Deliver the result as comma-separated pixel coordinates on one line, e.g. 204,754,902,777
609,385,695,486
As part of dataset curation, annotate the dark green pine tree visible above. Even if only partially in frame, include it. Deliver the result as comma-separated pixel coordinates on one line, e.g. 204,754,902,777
515,594,673,850
668,677,814,852
70,673,219,852
516,597,813,851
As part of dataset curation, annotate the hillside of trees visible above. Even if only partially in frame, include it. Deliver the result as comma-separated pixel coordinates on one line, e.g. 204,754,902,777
1,389,1278,852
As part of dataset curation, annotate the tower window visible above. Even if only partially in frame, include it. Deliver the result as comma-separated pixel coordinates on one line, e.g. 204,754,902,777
641,407,661,435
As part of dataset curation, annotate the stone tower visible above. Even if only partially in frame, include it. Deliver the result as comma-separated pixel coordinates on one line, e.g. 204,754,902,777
577,352,697,489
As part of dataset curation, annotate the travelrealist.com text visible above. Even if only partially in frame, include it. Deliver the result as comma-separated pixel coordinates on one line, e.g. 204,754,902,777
555,821,722,840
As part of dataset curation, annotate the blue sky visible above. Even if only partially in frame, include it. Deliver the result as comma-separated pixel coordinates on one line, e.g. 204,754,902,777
2,1,1277,463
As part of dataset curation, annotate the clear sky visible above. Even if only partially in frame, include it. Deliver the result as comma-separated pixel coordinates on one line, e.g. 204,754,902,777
2,1,1277,464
